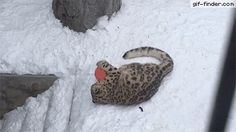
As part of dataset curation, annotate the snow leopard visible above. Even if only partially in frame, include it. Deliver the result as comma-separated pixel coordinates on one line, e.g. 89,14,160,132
91,47,173,105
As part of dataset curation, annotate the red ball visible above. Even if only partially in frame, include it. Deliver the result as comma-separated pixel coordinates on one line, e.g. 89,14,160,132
95,67,106,81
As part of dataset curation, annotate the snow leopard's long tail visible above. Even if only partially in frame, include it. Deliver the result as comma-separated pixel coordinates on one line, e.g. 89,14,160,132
122,46,174,76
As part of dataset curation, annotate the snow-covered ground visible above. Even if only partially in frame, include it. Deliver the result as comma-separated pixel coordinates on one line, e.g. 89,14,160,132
0,0,234,132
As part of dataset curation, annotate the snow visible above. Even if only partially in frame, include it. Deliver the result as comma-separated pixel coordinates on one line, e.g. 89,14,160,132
0,0,234,132
228,96,236,132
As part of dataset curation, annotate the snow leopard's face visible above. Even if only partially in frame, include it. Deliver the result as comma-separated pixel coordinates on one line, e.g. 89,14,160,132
91,60,121,104
91,83,111,104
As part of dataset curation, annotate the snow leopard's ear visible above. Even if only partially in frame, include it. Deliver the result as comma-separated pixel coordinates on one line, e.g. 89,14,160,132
96,60,117,72
96,60,109,67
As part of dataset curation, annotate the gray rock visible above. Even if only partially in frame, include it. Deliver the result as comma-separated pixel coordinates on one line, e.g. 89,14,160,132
0,74,57,119
52,0,122,32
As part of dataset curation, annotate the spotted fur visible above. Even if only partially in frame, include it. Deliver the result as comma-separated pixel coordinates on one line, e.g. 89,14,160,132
91,47,173,105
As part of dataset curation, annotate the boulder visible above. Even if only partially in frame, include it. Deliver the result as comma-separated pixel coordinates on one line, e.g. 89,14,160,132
0,74,57,119
52,0,122,32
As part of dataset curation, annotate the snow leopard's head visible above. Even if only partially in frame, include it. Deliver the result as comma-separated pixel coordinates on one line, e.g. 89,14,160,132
91,83,112,104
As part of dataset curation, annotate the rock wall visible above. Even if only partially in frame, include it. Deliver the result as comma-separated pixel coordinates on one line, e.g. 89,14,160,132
0,74,57,119
52,0,122,32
